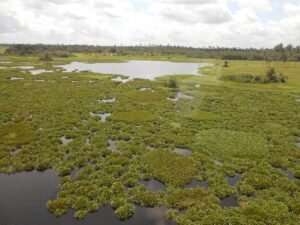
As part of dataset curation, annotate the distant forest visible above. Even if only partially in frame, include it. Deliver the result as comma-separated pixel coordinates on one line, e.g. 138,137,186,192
2,43,300,61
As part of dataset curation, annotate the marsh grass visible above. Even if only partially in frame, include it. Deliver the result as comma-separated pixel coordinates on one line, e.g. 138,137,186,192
0,54,299,224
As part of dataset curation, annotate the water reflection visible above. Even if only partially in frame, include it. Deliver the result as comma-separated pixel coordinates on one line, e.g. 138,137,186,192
0,171,176,225
30,69,53,75
10,77,24,81
184,180,209,189
226,174,242,186
60,136,73,145
140,179,167,192
220,195,240,208
107,139,121,153
0,170,60,225
90,112,111,122
173,147,192,156
167,92,194,102
57,61,210,80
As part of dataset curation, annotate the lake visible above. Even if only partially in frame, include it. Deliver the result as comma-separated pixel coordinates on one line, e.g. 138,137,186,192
0,170,175,225
57,60,210,79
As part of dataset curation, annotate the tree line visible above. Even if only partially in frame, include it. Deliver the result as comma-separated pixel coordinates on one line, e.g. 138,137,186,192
1,43,300,62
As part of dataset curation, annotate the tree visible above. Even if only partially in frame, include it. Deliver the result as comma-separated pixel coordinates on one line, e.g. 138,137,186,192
223,61,229,67
274,43,284,53
39,52,52,61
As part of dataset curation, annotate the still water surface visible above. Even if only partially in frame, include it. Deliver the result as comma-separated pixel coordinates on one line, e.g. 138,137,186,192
57,60,210,79
0,170,175,225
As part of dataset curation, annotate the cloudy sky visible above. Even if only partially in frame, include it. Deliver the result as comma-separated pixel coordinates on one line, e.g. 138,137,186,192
0,0,299,48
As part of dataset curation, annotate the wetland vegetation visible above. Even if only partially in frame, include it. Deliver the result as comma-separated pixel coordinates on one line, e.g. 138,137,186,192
0,44,300,225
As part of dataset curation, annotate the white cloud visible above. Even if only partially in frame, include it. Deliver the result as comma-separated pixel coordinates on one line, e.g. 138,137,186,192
231,0,273,13
0,0,299,48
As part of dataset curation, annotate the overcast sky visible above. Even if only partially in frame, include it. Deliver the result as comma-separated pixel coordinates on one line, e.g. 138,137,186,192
0,0,299,48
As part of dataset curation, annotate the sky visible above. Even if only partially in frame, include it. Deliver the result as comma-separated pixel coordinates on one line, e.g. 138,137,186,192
0,0,299,48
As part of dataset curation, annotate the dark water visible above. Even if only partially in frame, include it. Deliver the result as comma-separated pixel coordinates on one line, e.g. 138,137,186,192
57,61,210,80
0,170,174,225
220,195,240,208
226,174,242,186
0,170,60,225
184,180,209,188
140,179,167,192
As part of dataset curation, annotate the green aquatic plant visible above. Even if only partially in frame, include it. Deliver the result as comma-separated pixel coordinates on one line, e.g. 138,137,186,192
144,150,198,187
110,111,156,122
0,123,36,147
196,129,269,162
114,203,135,220
0,56,299,224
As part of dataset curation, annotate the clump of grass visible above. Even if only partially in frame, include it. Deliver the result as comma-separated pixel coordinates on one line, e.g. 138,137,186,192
114,203,135,220
166,188,219,209
196,129,269,161
110,111,156,122
220,68,287,84
184,111,220,121
144,149,197,187
0,123,36,147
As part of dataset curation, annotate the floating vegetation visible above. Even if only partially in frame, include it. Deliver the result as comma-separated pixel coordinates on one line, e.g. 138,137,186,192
144,150,197,187
0,123,36,147
110,111,156,122
0,58,299,224
196,129,269,162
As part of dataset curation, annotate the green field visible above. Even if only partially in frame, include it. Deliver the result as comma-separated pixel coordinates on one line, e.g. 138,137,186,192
0,53,299,224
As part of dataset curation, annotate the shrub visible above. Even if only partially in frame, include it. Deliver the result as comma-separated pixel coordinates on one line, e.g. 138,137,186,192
114,203,135,220
167,79,178,89
39,52,52,61
132,191,159,207
47,198,71,216
220,68,287,84
111,197,127,209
